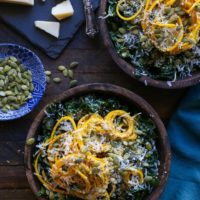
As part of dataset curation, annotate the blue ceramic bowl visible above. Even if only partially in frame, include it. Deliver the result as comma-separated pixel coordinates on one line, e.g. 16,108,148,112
0,43,46,121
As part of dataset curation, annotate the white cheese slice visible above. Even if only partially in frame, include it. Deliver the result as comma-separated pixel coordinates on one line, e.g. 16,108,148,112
51,0,74,21
0,0,34,6
34,21,60,38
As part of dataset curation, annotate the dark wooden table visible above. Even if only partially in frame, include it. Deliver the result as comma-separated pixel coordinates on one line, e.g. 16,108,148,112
0,20,187,199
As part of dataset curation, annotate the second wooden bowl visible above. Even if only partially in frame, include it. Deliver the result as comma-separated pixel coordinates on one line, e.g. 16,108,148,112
99,0,200,89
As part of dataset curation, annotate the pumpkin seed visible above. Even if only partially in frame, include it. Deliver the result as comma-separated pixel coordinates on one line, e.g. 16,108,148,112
49,191,54,200
7,96,17,102
2,98,7,105
8,61,18,68
5,105,11,110
0,80,4,87
132,29,139,35
5,91,13,96
163,7,171,14
21,85,28,90
4,65,11,72
116,38,124,43
0,91,6,97
118,27,126,34
182,38,195,45
57,65,66,72
69,61,79,69
0,56,34,113
168,15,178,23
68,70,74,79
121,52,129,58
196,5,200,12
9,56,18,62
144,176,153,182
26,138,35,145
145,142,152,150
123,153,130,159
45,70,52,76
69,80,78,88
12,104,20,109
53,77,61,83
62,69,68,77
30,83,34,91
140,35,147,42
46,76,50,83
1,107,7,113
177,10,185,15
23,92,29,98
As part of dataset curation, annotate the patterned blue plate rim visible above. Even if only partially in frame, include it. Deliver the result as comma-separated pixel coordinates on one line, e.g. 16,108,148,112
0,43,46,121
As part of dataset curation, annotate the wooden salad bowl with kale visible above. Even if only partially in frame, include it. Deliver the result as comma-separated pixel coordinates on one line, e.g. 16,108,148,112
99,0,200,89
25,83,170,200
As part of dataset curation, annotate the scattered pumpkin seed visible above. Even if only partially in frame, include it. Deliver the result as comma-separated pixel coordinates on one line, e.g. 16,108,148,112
46,76,50,83
45,70,52,76
62,69,68,77
68,70,74,79
69,80,78,88
53,77,61,83
69,61,79,69
57,65,66,72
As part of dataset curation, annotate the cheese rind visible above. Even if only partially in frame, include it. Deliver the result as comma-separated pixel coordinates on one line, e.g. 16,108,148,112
34,21,60,38
0,0,34,6
51,0,74,21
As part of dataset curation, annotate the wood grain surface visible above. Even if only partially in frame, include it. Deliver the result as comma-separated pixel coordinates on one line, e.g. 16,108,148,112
0,18,186,200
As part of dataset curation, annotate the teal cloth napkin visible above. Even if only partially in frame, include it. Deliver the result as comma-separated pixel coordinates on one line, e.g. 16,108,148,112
160,84,200,200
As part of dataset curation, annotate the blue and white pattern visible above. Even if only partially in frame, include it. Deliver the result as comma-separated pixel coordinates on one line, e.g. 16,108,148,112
0,43,46,121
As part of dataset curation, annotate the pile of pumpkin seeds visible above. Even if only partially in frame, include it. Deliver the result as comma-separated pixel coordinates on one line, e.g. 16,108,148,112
0,56,34,113
45,61,79,88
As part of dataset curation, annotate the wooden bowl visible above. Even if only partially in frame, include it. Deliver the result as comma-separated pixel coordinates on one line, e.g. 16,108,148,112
25,83,171,200
99,0,200,89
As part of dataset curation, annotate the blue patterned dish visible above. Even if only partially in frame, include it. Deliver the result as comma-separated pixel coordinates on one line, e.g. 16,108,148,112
0,43,46,121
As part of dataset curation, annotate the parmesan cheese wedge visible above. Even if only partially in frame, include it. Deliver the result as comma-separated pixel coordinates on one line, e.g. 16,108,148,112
34,21,60,38
51,0,74,21
0,0,34,6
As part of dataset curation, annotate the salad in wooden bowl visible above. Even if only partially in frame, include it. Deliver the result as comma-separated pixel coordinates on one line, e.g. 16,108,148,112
100,0,200,88
25,83,170,200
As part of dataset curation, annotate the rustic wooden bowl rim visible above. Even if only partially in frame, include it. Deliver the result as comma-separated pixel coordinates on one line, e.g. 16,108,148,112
99,0,200,89
25,83,171,200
